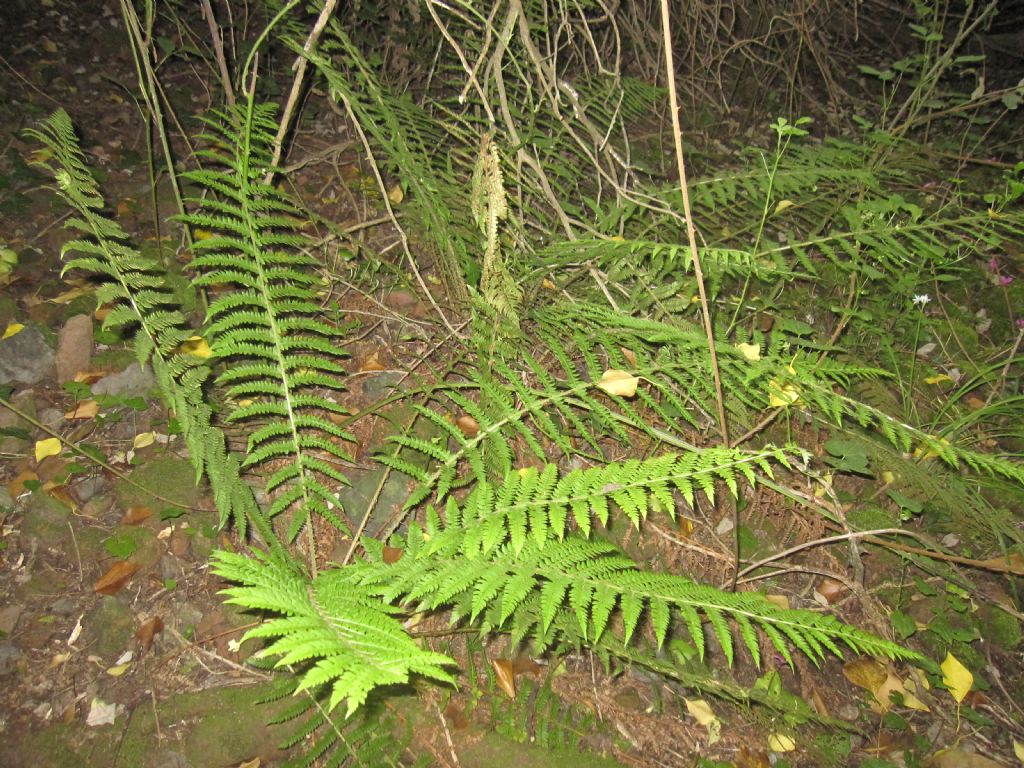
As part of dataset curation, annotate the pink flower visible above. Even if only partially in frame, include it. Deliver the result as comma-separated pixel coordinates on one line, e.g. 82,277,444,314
998,274,1015,286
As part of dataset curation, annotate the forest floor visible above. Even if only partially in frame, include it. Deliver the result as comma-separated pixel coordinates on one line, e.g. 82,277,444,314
1,1,1023,767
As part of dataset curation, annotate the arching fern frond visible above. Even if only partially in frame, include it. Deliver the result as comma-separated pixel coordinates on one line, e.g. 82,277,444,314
26,109,283,555
179,104,355,548
358,506,916,670
212,550,456,718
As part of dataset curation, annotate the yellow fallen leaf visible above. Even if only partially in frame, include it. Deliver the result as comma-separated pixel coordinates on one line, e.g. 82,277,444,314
735,342,761,361
194,229,215,240
941,652,973,704
49,286,94,304
178,335,212,358
35,438,62,462
387,183,404,204
764,594,790,610
685,698,721,745
924,374,952,385
106,663,131,677
596,369,640,398
768,733,796,752
768,379,801,407
541,278,558,291
774,199,796,214
1013,739,1024,762
133,431,157,449
3,322,24,339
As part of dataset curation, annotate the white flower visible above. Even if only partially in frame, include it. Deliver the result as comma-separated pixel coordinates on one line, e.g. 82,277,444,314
912,294,931,307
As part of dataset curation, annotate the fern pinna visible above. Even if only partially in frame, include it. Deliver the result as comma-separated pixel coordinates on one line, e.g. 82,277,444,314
180,103,355,561
27,109,282,554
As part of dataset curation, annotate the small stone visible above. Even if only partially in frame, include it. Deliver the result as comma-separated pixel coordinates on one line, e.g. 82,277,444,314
49,598,77,616
0,325,55,386
0,643,23,675
168,528,191,558
55,314,93,383
0,605,23,634
91,362,155,397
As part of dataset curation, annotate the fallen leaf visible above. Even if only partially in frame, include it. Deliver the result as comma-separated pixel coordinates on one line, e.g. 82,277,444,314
382,546,404,564
455,414,479,438
34,437,62,463
595,369,640,398
767,733,796,752
357,351,386,372
3,322,24,339
843,657,888,692
926,748,1006,767
66,399,100,419
813,576,848,605
620,347,637,367
492,658,516,699
773,199,796,214
178,335,212,358
135,616,164,653
940,652,973,703
768,379,801,407
122,506,153,525
132,431,157,450
67,614,83,646
106,662,131,677
871,670,929,712
237,760,261,768
8,469,39,497
924,374,953,385
387,183,404,204
444,701,469,729
972,552,1024,575
1014,739,1024,762
86,697,117,727
685,698,722,745
735,342,761,361
93,561,139,595
764,594,790,610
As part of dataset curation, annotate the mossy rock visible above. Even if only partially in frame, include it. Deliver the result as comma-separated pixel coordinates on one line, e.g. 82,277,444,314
10,684,291,768
114,457,200,516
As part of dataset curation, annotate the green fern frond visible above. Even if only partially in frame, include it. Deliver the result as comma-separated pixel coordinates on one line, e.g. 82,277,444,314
26,109,283,552
179,104,354,548
359,513,916,670
212,550,455,717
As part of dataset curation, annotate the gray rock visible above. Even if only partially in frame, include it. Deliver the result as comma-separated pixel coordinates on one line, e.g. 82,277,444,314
0,605,23,634
83,597,135,659
49,597,77,616
0,325,55,386
55,314,93,383
91,362,155,398
0,643,23,675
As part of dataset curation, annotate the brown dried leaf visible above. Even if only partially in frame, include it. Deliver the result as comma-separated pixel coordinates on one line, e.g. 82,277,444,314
122,506,153,525
135,616,164,653
443,701,469,730
382,546,404,564
492,658,516,699
843,657,888,693
455,414,479,438
973,552,1024,575
93,561,139,595
813,576,849,605
65,399,100,419
8,469,39,498
358,352,386,372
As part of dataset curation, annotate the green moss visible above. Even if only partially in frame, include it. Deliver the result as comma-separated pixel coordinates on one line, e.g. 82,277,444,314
114,456,200,514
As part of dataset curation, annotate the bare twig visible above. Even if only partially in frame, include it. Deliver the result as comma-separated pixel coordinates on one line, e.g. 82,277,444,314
267,0,339,174
658,0,729,449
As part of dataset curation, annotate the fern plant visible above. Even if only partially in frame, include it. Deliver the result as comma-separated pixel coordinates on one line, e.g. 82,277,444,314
26,109,284,558
179,102,355,562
